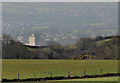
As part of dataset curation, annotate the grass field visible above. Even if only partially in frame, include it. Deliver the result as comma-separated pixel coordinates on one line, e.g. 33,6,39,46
2,77,119,83
56,77,118,81
2,59,118,80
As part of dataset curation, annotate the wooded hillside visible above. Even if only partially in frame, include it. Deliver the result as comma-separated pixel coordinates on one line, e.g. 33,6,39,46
2,34,119,60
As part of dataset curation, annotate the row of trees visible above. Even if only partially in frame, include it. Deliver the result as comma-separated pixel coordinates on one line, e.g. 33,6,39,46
2,34,119,60
2,34,33,59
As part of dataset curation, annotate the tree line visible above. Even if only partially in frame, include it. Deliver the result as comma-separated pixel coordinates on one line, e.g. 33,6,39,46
2,34,119,60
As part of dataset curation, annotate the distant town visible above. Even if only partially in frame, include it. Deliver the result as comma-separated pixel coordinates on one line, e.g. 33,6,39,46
2,3,118,46
15,32,118,46
2,21,118,46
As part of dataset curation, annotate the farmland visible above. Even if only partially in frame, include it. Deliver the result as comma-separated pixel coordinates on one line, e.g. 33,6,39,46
56,77,118,81
2,59,118,80
2,77,119,83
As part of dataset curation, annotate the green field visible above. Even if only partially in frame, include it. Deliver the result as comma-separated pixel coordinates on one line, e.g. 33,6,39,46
2,59,118,80
57,77,118,81
2,77,119,83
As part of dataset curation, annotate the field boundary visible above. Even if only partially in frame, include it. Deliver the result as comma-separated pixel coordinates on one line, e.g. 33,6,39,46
2,73,120,82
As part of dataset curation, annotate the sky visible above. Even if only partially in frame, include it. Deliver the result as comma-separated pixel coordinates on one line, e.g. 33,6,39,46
1,0,120,2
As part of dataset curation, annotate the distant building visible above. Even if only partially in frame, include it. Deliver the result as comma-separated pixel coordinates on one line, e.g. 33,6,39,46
92,33,95,38
17,36,23,42
26,34,36,46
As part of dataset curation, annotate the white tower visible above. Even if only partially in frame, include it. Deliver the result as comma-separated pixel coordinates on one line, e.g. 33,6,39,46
92,33,94,38
29,34,35,46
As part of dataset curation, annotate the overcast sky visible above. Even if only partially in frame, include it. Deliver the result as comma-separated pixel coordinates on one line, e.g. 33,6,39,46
1,0,119,2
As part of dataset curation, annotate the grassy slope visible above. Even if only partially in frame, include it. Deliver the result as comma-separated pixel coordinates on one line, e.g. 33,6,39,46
97,39,112,47
2,60,118,79
28,38,112,51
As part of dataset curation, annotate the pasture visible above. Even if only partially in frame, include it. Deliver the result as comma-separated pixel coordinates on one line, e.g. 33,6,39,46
56,77,118,81
2,77,119,83
2,59,118,80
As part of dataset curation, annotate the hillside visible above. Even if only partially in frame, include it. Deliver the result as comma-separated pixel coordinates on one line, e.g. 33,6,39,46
3,2,118,45
25,35,119,60
2,34,119,60
95,36,119,60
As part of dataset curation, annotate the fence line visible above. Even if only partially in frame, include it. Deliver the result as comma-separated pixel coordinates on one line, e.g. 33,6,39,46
1,69,118,81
